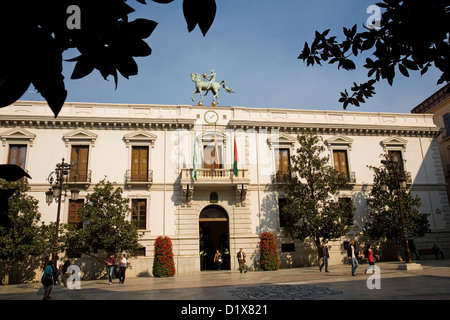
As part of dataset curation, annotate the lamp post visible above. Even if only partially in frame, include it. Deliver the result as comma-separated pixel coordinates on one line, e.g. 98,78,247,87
379,159,412,264
46,158,80,263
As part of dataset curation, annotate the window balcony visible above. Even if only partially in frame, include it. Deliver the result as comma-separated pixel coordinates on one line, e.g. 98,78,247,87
125,170,153,188
67,169,92,188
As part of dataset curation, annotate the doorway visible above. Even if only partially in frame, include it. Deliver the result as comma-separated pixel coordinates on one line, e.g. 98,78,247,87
199,205,230,271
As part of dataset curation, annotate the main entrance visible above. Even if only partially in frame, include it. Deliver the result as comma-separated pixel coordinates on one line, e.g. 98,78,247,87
199,205,230,271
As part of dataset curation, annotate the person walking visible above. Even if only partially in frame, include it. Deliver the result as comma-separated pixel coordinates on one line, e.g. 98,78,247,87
347,241,361,276
223,248,230,270
214,250,223,271
106,254,116,285
237,248,247,273
61,256,71,287
364,244,376,274
319,242,330,272
41,260,54,300
118,253,127,284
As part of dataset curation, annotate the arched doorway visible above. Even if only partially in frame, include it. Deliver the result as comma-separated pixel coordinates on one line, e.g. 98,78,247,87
199,205,230,271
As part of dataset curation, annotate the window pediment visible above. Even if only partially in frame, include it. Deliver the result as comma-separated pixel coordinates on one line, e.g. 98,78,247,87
63,129,98,147
381,136,407,151
1,128,36,146
325,135,353,150
124,130,157,147
267,133,296,150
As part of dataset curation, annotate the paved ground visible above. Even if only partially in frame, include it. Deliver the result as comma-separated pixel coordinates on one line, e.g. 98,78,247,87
1,259,449,302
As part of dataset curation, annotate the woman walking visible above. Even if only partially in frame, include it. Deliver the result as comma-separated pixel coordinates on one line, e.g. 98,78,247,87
119,253,127,284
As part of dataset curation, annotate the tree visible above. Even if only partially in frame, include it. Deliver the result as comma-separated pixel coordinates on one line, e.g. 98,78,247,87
364,154,430,242
0,178,49,284
298,0,450,109
282,133,355,260
0,0,217,117
64,179,141,262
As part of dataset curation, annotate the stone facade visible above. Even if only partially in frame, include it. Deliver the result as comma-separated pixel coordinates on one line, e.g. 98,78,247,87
1,100,449,279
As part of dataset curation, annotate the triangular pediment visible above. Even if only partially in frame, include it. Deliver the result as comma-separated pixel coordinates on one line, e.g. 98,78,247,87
1,128,36,146
63,129,98,146
267,133,296,149
381,136,407,148
124,130,157,147
325,135,353,146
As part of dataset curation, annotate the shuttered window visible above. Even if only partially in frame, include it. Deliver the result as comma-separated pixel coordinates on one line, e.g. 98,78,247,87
131,146,149,181
132,199,147,230
333,150,349,177
70,145,89,181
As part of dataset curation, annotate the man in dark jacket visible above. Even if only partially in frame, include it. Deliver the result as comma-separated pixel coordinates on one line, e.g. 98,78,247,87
61,256,71,287
319,242,330,272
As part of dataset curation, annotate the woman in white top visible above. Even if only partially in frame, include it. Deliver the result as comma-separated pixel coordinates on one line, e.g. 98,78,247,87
119,253,127,284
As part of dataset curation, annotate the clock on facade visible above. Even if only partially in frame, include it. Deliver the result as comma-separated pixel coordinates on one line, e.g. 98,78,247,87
204,110,219,124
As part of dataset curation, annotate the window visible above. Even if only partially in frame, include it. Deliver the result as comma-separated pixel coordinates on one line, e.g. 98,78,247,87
203,144,223,169
8,144,27,169
278,198,287,228
131,146,149,181
339,197,354,226
444,113,450,137
275,148,290,182
68,199,84,230
333,150,349,177
388,150,404,171
132,199,147,230
70,145,89,181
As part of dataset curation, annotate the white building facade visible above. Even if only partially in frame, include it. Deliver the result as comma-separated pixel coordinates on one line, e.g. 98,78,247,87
1,101,449,277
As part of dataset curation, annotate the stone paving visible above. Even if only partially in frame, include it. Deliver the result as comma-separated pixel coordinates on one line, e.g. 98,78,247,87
1,259,449,301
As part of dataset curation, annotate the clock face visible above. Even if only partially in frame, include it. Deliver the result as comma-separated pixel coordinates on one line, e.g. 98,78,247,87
204,110,219,124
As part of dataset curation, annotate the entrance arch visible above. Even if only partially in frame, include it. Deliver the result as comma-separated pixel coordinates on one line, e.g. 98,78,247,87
199,205,230,271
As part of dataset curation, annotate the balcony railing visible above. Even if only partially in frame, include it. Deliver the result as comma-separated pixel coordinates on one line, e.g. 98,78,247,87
67,169,92,187
125,170,153,188
180,168,249,185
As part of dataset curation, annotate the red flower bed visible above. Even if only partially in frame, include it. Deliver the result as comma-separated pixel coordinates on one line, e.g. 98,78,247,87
152,236,176,277
259,232,280,271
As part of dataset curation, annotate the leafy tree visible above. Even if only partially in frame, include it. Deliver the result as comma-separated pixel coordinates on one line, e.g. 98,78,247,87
298,0,450,109
64,179,141,262
0,0,217,117
0,178,49,284
365,154,430,242
282,133,355,259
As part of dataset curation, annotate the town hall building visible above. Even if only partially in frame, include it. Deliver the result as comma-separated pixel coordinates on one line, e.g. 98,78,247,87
0,100,448,277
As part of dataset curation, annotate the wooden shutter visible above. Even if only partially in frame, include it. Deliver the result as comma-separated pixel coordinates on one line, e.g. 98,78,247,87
276,148,290,181
70,146,89,181
68,199,84,230
8,145,27,169
132,199,147,229
333,150,349,177
131,146,149,181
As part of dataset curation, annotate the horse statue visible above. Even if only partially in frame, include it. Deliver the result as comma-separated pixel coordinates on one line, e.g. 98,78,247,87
190,72,235,106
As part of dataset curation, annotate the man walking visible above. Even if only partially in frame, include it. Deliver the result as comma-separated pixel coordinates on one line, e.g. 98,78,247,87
347,241,360,276
319,242,330,272
237,248,247,273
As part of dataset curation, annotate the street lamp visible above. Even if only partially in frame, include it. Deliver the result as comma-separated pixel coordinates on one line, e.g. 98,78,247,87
379,159,412,264
46,158,79,263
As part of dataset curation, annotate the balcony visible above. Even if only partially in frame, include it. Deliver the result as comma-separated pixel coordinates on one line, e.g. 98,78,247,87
125,170,153,189
180,168,249,186
67,169,92,188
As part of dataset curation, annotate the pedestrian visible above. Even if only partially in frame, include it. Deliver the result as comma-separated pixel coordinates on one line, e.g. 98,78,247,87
223,248,230,270
319,241,329,272
409,239,420,260
41,260,54,300
199,250,207,271
214,250,223,271
106,253,116,285
61,256,71,287
119,253,127,284
432,244,445,259
55,258,62,285
237,248,247,273
364,244,376,274
347,241,361,276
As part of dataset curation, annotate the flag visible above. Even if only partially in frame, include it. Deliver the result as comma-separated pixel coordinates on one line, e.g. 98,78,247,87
193,138,197,180
214,131,220,168
233,137,239,177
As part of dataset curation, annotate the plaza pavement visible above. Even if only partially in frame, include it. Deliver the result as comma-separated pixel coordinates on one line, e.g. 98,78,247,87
1,259,449,301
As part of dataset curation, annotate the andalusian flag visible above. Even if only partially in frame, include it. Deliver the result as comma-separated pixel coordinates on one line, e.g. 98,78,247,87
233,137,239,177
193,138,197,180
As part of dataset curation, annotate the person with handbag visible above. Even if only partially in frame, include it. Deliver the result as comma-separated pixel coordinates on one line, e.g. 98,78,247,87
214,250,223,271
118,253,127,284
41,260,54,300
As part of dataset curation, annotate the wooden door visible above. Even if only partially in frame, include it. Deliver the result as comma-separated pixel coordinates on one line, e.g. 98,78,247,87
131,146,149,181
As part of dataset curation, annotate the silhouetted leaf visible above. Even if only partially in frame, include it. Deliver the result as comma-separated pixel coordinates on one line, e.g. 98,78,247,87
0,165,31,181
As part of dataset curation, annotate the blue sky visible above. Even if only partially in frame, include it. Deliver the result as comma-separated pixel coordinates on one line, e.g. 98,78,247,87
22,0,444,113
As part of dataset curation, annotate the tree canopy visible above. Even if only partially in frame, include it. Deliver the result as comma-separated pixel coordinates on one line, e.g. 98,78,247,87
0,0,217,117
298,0,450,109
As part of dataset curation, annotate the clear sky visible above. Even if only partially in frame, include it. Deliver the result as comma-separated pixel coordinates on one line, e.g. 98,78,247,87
21,0,444,114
